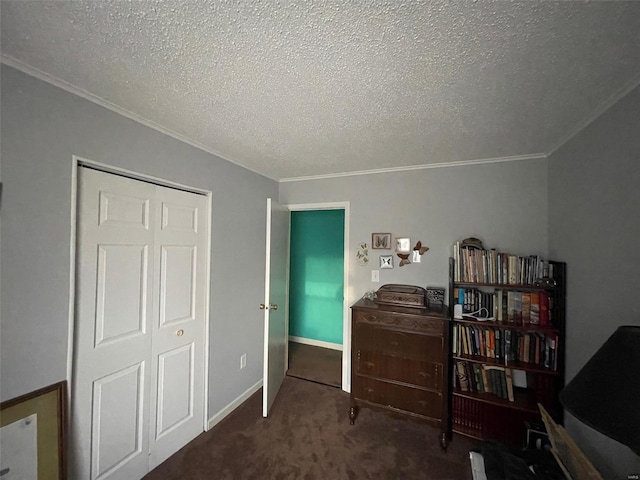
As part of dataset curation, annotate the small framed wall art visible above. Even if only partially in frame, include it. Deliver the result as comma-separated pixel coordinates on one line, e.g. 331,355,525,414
395,237,411,253
379,255,394,269
371,233,391,249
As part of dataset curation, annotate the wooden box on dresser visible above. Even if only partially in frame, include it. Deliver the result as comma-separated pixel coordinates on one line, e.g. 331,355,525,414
349,297,451,450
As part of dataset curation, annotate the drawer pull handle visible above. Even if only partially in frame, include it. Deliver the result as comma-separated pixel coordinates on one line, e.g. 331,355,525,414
418,371,430,378
390,341,399,347
366,388,374,394
363,361,374,369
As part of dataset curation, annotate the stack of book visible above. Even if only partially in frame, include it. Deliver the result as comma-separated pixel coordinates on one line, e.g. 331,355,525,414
452,242,554,285
452,323,559,370
453,287,554,327
454,360,515,402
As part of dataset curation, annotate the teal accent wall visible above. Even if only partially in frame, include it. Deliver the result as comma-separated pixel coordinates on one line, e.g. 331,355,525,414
289,209,345,344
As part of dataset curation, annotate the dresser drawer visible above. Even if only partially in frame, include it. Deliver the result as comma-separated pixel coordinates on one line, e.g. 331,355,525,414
353,309,444,335
356,350,443,390
355,324,443,361
353,375,443,420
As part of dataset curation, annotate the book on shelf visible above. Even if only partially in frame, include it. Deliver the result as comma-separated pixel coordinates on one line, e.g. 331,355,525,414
454,325,559,371
487,329,495,358
477,326,486,355
544,335,558,370
456,361,470,392
482,365,514,403
524,334,531,364
472,364,484,393
453,323,458,355
451,241,555,287
461,325,469,355
470,327,480,356
504,329,513,363
506,291,520,324
534,332,544,365
530,292,540,325
508,255,518,284
539,293,549,326
513,292,522,324
481,366,491,394
454,291,555,330
453,286,557,329
504,367,515,402
495,289,503,322
522,292,531,324
457,287,465,307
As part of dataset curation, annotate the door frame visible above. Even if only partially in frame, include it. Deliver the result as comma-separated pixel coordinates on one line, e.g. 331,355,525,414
66,155,213,436
284,202,351,393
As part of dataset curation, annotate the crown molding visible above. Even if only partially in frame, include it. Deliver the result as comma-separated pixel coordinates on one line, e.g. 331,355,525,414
2,55,551,184
1,54,279,182
279,154,547,183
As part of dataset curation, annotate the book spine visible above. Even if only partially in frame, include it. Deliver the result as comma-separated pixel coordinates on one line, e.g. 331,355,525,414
513,292,522,325
452,324,458,355
499,369,508,399
481,366,491,394
539,292,549,326
529,292,540,325
495,289,503,322
521,292,531,324
507,292,515,323
505,368,515,402
456,361,469,392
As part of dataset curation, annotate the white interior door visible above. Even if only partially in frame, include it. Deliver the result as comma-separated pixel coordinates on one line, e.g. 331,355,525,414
74,168,155,480
73,167,208,479
148,184,208,469
262,198,289,417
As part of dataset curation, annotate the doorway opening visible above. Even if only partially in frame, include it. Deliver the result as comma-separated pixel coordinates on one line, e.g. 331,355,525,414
285,207,347,389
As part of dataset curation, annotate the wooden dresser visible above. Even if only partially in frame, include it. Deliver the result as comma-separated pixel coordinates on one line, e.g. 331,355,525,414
349,297,451,449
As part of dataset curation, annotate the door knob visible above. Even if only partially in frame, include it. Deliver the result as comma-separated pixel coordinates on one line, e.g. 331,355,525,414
259,304,267,310
176,329,184,337
270,304,278,310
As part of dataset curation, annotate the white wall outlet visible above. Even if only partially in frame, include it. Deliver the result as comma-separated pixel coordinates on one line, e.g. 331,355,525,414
240,353,247,369
371,270,380,282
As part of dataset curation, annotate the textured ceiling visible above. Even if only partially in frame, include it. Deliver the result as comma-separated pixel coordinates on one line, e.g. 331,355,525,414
2,1,640,181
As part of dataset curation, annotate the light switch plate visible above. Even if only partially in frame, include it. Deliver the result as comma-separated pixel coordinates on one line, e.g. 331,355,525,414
371,270,380,282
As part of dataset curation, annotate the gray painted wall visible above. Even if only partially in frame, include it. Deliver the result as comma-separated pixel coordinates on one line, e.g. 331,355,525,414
280,160,549,307
548,84,640,478
4,58,637,476
0,65,278,420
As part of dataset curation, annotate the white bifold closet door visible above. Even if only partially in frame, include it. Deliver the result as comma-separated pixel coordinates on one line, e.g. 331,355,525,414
72,167,208,480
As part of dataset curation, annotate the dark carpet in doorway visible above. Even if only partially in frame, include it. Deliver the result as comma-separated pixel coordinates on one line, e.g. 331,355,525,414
287,342,342,388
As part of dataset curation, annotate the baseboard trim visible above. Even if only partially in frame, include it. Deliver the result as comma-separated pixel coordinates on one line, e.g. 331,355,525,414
207,379,262,430
289,336,343,351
